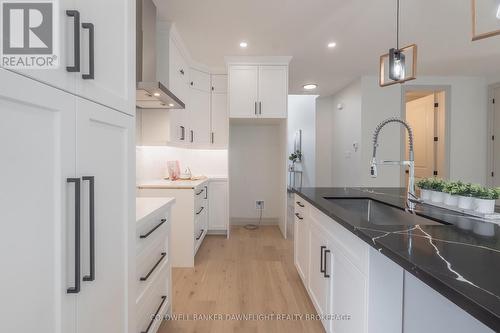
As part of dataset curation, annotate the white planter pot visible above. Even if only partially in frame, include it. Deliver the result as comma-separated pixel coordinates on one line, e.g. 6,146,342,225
458,196,474,210
443,193,459,207
474,198,496,214
420,189,431,201
430,190,444,203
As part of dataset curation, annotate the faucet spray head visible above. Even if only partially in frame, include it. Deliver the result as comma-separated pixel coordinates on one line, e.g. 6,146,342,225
370,158,378,178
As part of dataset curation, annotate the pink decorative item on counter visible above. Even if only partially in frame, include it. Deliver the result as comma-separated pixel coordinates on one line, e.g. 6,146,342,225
167,161,181,180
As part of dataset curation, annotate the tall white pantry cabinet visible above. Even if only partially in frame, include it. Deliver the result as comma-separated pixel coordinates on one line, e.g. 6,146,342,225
0,0,136,332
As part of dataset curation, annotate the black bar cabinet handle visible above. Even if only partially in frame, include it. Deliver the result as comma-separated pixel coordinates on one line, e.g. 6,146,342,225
140,252,166,281
140,218,167,239
211,132,214,144
324,249,331,278
196,206,204,215
67,178,81,294
82,176,95,282
296,201,304,207
320,246,326,274
259,101,262,115
140,296,167,333
196,229,204,240
254,102,257,115
180,126,185,141
195,188,204,196
204,186,208,199
190,130,194,143
66,10,80,72
82,23,94,79
295,213,303,220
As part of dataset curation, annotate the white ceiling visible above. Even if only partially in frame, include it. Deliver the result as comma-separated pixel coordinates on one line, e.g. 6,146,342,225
154,0,500,96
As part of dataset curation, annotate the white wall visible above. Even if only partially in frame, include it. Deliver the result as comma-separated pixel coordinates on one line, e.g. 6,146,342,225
288,95,317,187
319,75,489,187
136,146,228,181
229,123,284,220
315,96,334,186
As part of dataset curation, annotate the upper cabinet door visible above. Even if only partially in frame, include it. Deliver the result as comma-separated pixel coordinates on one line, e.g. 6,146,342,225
189,87,211,145
75,0,134,114
169,40,189,103
0,70,77,333
189,68,211,92
228,65,259,118
75,98,133,333
258,66,288,118
11,0,77,94
211,74,227,93
211,92,228,147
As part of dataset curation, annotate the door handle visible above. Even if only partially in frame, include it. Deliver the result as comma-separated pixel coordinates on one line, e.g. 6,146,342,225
67,178,81,294
140,296,167,333
82,176,95,282
324,249,331,278
259,101,262,115
320,246,326,274
66,10,80,72
180,126,185,141
81,23,94,79
140,218,167,239
140,252,166,281
255,102,257,115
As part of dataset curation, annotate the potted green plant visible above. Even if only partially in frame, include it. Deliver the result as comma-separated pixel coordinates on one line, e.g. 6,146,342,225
416,178,432,200
428,178,446,203
473,186,500,214
442,181,460,207
456,182,475,210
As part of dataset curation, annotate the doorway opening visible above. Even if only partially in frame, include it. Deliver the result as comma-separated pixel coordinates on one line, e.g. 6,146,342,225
402,87,450,185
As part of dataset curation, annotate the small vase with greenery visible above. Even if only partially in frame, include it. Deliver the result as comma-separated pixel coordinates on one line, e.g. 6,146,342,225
416,178,432,200
442,181,461,206
455,182,476,210
472,186,500,214
428,178,446,203
288,150,302,171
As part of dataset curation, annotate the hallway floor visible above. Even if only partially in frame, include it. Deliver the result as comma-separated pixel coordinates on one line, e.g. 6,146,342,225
159,226,324,333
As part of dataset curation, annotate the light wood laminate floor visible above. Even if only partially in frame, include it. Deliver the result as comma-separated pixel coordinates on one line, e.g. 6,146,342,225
159,226,324,333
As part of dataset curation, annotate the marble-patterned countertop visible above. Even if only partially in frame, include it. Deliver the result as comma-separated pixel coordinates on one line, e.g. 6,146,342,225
294,187,500,332
136,197,175,223
137,175,227,190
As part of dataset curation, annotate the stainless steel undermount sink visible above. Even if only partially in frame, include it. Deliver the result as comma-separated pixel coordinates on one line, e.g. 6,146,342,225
323,198,444,226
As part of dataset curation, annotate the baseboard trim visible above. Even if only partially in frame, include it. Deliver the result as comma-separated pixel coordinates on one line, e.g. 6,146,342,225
230,217,279,226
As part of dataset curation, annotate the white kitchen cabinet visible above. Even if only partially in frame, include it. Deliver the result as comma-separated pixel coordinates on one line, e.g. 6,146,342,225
75,98,134,333
308,220,333,330
189,68,211,92
189,87,211,145
12,0,134,114
208,180,229,232
0,69,76,333
258,66,288,118
228,65,259,118
294,198,309,284
228,63,288,119
169,39,190,103
210,74,228,147
0,69,135,333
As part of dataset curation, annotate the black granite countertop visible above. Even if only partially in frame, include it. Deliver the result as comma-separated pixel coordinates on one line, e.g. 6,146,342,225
293,187,500,331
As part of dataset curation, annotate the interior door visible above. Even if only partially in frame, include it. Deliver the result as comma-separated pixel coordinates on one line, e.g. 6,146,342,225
11,0,77,94
405,94,436,179
258,66,288,118
189,87,211,145
75,0,132,113
0,69,76,333
75,98,133,333
229,65,259,118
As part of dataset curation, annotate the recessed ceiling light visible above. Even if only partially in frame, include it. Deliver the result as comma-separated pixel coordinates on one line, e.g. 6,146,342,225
240,41,248,48
303,84,318,90
327,42,337,48
153,92,161,97
168,103,175,107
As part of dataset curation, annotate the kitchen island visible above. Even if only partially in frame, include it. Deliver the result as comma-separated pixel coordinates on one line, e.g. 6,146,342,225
294,187,499,333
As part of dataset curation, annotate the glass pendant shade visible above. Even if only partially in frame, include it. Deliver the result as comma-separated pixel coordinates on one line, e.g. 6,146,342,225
389,48,405,81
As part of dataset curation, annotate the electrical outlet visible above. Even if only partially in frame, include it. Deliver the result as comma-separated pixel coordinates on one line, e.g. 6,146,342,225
256,200,265,210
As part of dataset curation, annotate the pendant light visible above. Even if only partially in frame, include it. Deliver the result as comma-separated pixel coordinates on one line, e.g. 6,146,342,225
379,0,417,87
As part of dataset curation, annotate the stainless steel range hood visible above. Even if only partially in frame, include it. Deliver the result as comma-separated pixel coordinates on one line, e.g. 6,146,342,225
136,0,185,109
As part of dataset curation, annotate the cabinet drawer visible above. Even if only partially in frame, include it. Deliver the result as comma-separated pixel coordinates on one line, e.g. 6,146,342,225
137,209,170,251
136,261,170,333
136,233,169,300
294,194,308,216
309,204,369,275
